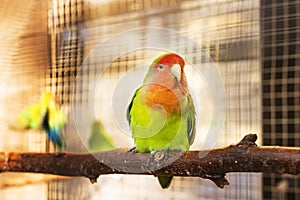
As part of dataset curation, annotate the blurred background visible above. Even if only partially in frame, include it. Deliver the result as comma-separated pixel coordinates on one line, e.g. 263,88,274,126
0,0,299,199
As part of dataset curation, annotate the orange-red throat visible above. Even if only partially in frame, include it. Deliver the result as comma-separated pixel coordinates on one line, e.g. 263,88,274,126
143,53,188,114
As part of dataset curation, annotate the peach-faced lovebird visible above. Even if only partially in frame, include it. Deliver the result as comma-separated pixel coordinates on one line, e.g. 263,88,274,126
127,53,196,189
17,92,67,149
88,120,115,152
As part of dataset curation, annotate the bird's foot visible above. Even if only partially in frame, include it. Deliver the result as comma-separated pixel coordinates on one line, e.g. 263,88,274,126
148,150,170,171
150,151,167,162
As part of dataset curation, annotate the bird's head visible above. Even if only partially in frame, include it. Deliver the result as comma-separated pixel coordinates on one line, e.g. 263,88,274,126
144,53,186,89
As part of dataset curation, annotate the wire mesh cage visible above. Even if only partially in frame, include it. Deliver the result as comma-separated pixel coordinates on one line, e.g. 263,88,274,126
261,1,300,199
0,0,299,200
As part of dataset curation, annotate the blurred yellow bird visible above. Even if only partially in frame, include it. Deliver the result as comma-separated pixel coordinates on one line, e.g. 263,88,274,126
17,92,67,149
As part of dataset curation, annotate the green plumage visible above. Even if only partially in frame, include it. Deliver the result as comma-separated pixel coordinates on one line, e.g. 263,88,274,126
88,120,115,152
127,53,196,189
128,88,195,152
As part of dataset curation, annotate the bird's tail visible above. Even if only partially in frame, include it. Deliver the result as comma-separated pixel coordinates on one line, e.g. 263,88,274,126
158,176,173,189
42,109,66,149
46,128,66,149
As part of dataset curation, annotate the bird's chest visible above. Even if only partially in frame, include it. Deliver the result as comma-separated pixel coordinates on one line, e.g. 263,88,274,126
145,87,184,114
130,89,189,152
133,111,189,152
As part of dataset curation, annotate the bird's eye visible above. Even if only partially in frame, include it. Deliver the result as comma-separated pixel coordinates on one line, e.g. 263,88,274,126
158,65,164,70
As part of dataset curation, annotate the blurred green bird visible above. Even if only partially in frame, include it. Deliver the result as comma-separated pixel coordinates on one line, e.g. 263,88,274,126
88,120,115,152
17,92,67,149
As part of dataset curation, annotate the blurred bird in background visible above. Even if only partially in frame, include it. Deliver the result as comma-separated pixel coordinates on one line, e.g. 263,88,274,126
16,92,67,149
88,120,115,152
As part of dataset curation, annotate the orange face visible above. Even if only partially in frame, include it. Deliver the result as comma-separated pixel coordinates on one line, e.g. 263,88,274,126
144,53,187,114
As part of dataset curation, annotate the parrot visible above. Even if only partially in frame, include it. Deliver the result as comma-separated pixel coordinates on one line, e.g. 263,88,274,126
88,120,115,152
17,92,67,149
127,53,196,189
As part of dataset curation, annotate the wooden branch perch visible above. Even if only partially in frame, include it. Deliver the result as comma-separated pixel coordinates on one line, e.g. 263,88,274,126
0,134,299,188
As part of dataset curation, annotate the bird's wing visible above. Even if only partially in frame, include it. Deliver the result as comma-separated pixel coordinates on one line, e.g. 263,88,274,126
126,87,141,124
16,104,42,130
187,94,196,145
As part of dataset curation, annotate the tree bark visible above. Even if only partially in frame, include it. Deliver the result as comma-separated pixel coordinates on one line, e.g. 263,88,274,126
0,134,299,188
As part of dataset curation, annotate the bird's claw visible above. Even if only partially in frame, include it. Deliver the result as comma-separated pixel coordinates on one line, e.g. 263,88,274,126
150,151,166,162
148,150,170,171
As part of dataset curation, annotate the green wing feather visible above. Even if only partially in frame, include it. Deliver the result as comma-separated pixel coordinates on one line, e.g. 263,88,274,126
126,87,141,125
187,94,196,145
